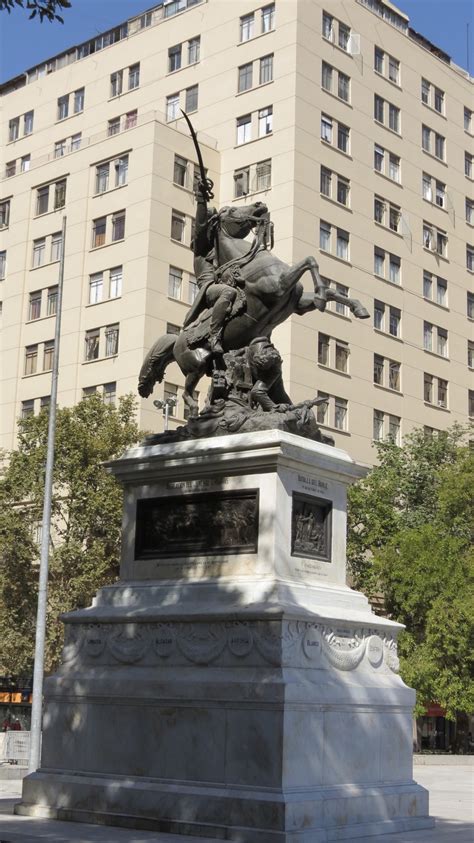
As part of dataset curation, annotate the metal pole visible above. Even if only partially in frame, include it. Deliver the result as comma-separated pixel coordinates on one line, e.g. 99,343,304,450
28,216,67,774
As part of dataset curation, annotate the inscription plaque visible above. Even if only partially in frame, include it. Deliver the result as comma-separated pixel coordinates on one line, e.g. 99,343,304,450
135,490,259,559
291,493,332,562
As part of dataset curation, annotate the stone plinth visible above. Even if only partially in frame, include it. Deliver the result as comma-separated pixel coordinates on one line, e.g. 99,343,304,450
18,431,433,841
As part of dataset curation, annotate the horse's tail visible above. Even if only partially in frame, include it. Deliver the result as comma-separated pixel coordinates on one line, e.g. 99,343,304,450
138,334,176,398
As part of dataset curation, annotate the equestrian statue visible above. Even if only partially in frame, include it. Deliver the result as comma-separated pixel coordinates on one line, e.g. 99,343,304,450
138,113,369,442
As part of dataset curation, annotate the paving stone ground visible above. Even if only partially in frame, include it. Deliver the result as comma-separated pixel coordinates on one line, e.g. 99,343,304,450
0,763,472,842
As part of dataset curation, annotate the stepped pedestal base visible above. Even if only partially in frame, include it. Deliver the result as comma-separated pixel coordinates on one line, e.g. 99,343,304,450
18,432,433,841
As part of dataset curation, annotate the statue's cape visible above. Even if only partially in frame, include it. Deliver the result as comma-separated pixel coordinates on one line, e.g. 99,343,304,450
183,278,215,329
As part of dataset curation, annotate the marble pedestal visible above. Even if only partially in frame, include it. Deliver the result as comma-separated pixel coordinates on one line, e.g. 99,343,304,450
18,431,433,841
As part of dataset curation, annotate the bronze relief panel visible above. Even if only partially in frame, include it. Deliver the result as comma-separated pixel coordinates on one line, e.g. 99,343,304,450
291,493,332,562
135,489,259,559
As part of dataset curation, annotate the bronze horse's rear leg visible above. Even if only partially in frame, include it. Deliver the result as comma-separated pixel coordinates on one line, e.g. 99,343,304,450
184,372,201,416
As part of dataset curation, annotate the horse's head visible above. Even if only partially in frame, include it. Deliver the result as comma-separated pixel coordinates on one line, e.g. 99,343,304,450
216,202,268,240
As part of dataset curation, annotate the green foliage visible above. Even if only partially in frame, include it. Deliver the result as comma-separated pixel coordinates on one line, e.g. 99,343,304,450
347,425,474,719
0,0,71,23
0,395,141,678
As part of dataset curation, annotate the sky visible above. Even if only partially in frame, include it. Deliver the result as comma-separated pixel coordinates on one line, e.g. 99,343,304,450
0,0,473,83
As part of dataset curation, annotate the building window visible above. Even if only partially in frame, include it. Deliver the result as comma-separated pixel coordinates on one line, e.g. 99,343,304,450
466,199,474,225
166,93,180,121
188,36,200,64
0,199,10,228
171,210,185,242
173,154,188,186
234,167,250,197
374,95,400,133
47,286,58,316
374,48,400,83
105,324,119,357
9,117,19,142
255,159,271,191
373,409,384,441
50,231,62,262
467,292,474,319
422,125,445,161
421,78,445,114
32,237,46,267
168,44,182,72
109,266,122,298
374,248,401,284
334,397,348,430
6,161,16,178
54,179,67,209
336,228,349,260
320,220,331,252
374,144,400,182
74,87,84,113
373,354,401,391
21,399,35,418
57,94,68,119
262,4,275,32
322,331,348,370
96,163,109,194
168,266,183,299
0,250,5,280
335,340,349,373
258,105,273,136
92,217,106,248
424,321,448,357
466,152,473,179
238,63,253,92
115,155,128,187
423,222,447,257
316,392,329,425
185,84,198,112
374,196,400,231
322,11,333,40
374,300,400,337
259,54,273,85
89,272,103,304
110,69,123,97
468,341,474,369
467,245,474,272
423,271,447,306
322,62,350,103
36,186,49,215
321,114,332,143
128,63,140,90
28,290,42,320
111,211,125,241
318,333,330,366
240,12,254,42
424,372,433,403
85,329,100,361
237,114,251,145
103,382,117,406
21,155,31,172
43,340,54,371
188,274,198,303
469,391,474,418
24,344,38,375
24,110,34,135
465,108,473,133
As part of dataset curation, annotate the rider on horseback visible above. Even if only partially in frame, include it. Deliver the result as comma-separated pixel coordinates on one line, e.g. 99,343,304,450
184,181,242,355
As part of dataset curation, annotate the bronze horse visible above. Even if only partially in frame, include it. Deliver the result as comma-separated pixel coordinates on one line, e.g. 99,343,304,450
138,200,368,412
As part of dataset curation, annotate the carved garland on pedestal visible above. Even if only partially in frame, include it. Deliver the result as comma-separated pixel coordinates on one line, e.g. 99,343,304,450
62,620,400,673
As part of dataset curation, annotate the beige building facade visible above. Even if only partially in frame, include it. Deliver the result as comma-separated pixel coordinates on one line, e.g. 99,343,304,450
1,0,473,465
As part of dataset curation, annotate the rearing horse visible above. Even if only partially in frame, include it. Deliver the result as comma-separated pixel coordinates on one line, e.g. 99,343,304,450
138,201,369,411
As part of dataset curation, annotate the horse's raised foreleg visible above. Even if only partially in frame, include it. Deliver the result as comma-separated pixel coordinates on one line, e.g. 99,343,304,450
279,256,328,311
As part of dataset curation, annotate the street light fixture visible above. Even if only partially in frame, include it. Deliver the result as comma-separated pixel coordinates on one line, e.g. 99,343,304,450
153,397,177,431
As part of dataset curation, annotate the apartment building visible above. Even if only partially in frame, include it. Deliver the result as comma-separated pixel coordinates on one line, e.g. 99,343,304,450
1,0,472,465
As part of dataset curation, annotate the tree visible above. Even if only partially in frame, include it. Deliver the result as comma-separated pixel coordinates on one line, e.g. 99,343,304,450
0,0,71,23
347,426,474,721
0,395,142,679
